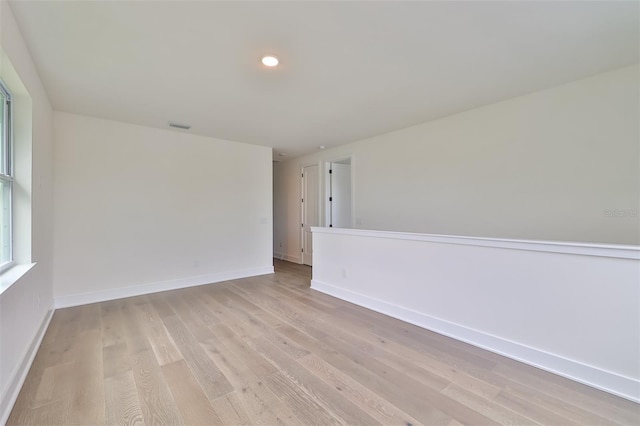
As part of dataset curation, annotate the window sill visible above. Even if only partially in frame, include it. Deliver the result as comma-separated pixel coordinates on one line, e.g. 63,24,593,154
0,262,36,295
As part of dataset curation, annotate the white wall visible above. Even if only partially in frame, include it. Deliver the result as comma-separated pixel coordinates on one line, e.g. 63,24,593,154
274,65,640,261
311,228,640,402
53,112,273,306
0,1,55,422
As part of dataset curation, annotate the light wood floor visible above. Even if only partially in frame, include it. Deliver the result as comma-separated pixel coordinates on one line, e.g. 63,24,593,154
9,260,639,425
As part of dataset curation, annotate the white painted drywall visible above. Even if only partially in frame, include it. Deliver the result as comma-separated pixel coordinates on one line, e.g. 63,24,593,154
0,2,55,422
311,227,640,402
274,65,640,260
53,112,273,302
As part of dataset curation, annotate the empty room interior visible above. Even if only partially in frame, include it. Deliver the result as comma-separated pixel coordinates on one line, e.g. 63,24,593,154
1,0,639,424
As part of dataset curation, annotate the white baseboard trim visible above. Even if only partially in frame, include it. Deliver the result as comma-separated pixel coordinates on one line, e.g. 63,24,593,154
311,279,640,403
0,305,55,425
273,252,302,264
55,266,274,309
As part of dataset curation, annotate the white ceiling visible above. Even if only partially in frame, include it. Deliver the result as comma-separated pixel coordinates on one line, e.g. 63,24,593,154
8,1,639,158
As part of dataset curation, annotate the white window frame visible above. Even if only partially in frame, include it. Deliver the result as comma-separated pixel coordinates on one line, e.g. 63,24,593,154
0,79,13,273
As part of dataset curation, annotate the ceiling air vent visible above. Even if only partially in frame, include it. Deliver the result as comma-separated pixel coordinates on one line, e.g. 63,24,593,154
168,121,191,130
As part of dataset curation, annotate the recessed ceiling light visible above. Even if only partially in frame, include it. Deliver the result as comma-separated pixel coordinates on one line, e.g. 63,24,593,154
261,56,279,67
278,152,288,157
319,145,326,150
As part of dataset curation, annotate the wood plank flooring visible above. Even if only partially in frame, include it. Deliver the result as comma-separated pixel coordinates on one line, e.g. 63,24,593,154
8,260,640,425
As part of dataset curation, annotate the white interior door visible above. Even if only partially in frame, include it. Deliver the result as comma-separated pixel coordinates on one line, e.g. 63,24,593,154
330,162,352,228
302,164,319,266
